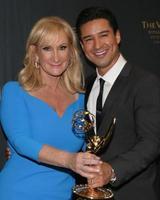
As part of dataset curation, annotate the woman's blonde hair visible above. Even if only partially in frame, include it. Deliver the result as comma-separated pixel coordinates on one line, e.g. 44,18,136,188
18,16,84,93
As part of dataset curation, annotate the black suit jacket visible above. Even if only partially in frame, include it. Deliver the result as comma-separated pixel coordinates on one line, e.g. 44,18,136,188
85,63,160,200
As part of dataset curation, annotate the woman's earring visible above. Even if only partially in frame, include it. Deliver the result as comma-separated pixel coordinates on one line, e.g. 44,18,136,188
34,60,39,69
34,58,39,69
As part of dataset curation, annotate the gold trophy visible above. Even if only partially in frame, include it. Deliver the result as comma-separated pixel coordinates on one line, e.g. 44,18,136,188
72,109,116,200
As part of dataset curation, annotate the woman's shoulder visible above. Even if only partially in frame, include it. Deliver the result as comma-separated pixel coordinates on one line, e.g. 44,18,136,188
2,81,22,95
2,81,21,90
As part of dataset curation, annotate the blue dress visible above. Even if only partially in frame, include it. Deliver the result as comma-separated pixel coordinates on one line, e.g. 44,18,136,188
0,81,85,200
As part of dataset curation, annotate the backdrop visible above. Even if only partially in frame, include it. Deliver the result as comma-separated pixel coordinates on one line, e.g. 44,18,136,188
0,0,160,169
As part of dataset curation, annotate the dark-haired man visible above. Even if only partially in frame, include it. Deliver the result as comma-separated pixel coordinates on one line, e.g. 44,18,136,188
76,6,160,200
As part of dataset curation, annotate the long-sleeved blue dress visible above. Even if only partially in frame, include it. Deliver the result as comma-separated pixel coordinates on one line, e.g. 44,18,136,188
0,81,85,200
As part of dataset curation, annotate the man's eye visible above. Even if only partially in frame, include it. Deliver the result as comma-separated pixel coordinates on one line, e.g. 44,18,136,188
83,38,93,43
86,38,92,42
101,34,108,37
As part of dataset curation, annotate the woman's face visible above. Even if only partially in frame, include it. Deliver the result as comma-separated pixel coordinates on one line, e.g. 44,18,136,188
35,31,71,80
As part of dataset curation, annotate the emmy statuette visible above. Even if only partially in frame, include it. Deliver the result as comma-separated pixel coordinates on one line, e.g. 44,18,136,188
72,109,116,200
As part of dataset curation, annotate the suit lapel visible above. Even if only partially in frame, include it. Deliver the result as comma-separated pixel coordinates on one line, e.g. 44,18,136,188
85,74,96,109
98,63,132,136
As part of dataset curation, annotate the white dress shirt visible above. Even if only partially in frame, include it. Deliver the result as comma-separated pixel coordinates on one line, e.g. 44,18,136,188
87,54,127,132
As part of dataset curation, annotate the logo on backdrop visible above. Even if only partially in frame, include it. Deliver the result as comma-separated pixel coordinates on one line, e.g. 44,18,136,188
141,20,160,44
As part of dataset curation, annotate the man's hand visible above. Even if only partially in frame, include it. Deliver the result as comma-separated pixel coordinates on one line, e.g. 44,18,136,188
88,162,114,188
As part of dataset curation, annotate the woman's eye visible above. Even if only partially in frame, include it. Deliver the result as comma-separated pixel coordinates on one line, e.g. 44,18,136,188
60,45,67,50
42,46,51,51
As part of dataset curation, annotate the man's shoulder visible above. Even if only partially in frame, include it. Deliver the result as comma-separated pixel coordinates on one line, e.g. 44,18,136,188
127,63,159,80
127,63,160,88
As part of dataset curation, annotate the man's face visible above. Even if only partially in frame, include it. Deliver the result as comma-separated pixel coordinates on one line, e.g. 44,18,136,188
80,18,121,75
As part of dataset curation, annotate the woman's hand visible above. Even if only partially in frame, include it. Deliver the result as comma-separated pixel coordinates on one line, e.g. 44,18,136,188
7,144,102,180
68,152,102,179
38,144,101,180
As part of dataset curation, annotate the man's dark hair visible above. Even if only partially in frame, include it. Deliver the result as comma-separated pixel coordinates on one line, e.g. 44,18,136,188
76,7,119,40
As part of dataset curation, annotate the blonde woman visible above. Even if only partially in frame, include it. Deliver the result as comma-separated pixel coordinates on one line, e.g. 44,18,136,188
0,16,101,200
